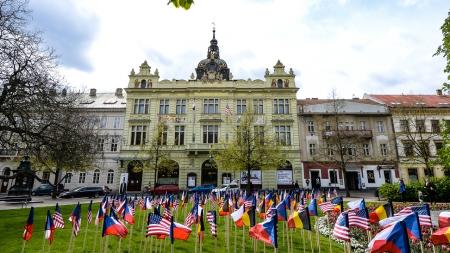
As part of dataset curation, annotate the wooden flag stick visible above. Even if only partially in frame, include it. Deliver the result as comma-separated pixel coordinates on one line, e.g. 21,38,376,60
118,238,122,253
82,219,89,251
92,223,100,252
171,242,174,253
143,236,148,252
316,227,321,253
139,210,147,251
200,235,203,253
195,232,198,253
264,242,266,253
327,216,333,253
282,220,285,248
41,233,46,253
242,226,245,253
234,224,237,253
302,230,305,253
66,229,74,253
20,240,26,253
309,231,314,253
128,224,134,253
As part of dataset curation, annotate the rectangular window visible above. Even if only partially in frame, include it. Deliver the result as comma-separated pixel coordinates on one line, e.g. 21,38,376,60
403,141,414,156
408,168,418,182
431,120,440,133
367,170,375,183
78,172,86,184
176,99,186,115
42,171,50,183
254,126,265,144
274,125,291,145
400,120,409,132
359,121,366,130
416,119,425,132
363,143,370,156
253,99,264,114
325,121,331,131
203,125,219,143
344,144,356,156
130,125,147,145
99,117,107,128
380,143,388,156
203,99,219,114
97,138,104,151
107,171,114,184
64,173,72,184
110,137,118,152
327,144,334,156
133,99,149,114
273,99,289,114
174,126,185,145
113,117,122,129
435,141,443,153
309,143,316,155
377,121,385,133
236,99,247,114
158,126,168,145
307,121,315,133
159,99,170,114
329,170,338,184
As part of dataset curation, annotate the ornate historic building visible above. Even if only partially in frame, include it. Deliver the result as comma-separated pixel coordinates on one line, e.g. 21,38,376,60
119,29,301,190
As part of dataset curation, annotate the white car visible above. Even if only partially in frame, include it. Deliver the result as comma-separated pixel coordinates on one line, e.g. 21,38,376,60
212,182,240,193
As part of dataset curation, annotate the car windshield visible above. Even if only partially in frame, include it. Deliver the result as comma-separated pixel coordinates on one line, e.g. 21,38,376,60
39,185,51,189
72,187,83,192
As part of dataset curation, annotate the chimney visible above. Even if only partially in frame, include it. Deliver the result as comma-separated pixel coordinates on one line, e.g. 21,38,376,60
437,89,443,96
61,88,67,97
89,88,96,97
115,88,123,97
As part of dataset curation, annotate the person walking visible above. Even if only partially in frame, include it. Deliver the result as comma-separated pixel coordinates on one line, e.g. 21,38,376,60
399,178,406,203
425,178,436,205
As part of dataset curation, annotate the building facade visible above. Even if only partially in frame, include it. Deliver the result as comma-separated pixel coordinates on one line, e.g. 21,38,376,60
297,98,398,190
365,93,450,183
119,30,302,191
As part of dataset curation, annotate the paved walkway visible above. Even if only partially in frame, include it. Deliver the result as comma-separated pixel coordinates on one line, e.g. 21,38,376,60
0,196,103,210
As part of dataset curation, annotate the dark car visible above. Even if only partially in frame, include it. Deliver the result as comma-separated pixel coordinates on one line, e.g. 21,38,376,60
31,184,53,196
59,186,104,198
150,184,180,195
188,184,215,194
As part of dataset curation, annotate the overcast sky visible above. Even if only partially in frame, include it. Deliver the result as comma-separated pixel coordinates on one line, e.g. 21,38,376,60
28,0,449,98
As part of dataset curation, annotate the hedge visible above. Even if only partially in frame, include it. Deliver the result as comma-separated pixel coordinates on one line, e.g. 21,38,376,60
379,177,450,202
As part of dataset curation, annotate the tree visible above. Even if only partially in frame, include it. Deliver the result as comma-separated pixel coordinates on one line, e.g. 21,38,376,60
168,0,194,10
437,121,450,175
0,0,66,148
396,107,441,177
434,10,450,93
212,110,284,193
28,93,99,198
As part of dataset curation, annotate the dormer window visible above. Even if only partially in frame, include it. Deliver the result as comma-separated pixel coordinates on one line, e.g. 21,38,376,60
140,80,147,88
277,79,283,88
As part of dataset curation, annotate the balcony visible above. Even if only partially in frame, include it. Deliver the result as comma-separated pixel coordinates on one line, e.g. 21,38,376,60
322,129,373,139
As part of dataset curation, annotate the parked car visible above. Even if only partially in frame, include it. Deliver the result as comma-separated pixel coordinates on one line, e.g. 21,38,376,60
149,184,180,195
59,186,104,198
32,184,67,196
188,184,215,193
212,182,240,194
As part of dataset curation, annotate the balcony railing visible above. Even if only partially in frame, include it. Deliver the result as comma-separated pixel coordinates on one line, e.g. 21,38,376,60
322,129,373,139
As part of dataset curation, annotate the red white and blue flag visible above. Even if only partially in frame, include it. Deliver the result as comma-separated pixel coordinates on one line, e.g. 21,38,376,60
333,212,350,241
102,214,128,238
123,203,135,225
395,204,432,227
53,203,64,229
368,220,411,253
44,210,55,244
318,201,334,213
206,211,217,237
87,200,93,224
147,213,171,237
249,210,278,248
69,203,81,236
23,207,34,241
184,204,198,227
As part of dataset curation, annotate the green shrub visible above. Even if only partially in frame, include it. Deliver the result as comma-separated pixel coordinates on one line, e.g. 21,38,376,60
379,177,450,202
379,183,400,201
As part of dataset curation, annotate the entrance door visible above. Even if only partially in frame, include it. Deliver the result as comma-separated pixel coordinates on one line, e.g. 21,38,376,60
384,170,392,184
346,172,359,190
310,171,320,190
127,162,143,192
201,160,218,186
0,168,11,193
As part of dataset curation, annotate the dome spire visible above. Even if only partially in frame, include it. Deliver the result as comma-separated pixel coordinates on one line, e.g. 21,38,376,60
212,22,216,39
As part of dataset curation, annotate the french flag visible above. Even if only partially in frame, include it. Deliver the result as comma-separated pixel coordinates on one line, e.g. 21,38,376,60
44,210,55,244
102,214,128,238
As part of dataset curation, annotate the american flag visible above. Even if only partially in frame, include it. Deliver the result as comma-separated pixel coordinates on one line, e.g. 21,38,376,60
348,209,370,230
163,207,173,220
224,104,232,116
53,203,64,229
395,205,432,227
146,214,170,237
69,203,81,236
184,205,198,227
206,211,217,237
332,212,350,241
173,199,179,210
244,196,254,209
87,203,93,224
318,201,334,213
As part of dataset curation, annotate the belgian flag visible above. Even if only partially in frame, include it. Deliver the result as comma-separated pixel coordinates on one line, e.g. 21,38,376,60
369,202,393,223
287,209,311,230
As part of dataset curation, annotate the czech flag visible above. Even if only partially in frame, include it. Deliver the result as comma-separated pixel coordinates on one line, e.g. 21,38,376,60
275,201,288,221
249,211,278,248
370,203,393,223
368,220,410,253
123,203,135,224
287,209,311,230
439,212,450,228
231,205,251,228
23,207,34,241
95,201,105,226
102,214,128,238
172,221,192,241
44,210,55,244
431,226,450,245
379,213,422,241
308,199,318,216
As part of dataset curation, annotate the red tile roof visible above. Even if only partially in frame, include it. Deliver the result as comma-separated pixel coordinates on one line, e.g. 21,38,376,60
297,98,380,105
366,94,450,108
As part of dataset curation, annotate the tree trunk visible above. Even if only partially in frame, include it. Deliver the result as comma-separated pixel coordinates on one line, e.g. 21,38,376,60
246,164,252,194
51,168,60,199
342,168,350,197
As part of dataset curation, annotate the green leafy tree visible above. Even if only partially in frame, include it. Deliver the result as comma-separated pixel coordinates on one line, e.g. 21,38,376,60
168,0,194,10
436,121,450,175
434,10,450,93
212,110,285,192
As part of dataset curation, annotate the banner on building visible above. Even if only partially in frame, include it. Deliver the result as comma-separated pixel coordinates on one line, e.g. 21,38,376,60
277,170,293,185
240,170,262,184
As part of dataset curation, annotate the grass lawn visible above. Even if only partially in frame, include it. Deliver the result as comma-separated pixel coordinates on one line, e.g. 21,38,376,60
0,201,346,253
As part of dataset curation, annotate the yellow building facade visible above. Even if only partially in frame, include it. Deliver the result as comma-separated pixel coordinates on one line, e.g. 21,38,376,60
119,30,301,191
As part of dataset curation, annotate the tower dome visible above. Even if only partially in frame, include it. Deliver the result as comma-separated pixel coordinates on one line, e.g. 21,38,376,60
195,28,230,81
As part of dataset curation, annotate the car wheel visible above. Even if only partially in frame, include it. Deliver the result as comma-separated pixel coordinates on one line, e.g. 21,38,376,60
31,192,36,196
94,193,99,198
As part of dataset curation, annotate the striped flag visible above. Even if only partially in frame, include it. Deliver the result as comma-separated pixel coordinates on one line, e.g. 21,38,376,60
87,200,93,224
348,208,370,230
69,203,81,236
206,211,217,237
146,214,170,237
184,205,198,227
395,204,432,227
333,212,350,241
318,201,334,213
52,203,64,229
163,206,173,220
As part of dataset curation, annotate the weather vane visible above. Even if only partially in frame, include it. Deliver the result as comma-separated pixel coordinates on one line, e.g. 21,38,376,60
212,22,215,30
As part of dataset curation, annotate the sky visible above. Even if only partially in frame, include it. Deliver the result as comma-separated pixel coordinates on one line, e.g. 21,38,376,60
28,0,450,99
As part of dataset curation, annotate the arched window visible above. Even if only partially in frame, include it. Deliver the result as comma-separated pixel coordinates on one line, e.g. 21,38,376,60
64,172,72,183
93,169,100,184
79,172,86,184
187,173,197,188
107,170,114,184
140,80,147,88
277,79,283,88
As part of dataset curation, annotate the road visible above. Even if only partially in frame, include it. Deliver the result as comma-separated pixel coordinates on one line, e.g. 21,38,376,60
0,195,103,210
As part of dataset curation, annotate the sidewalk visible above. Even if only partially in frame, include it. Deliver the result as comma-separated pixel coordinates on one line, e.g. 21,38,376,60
0,196,102,210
